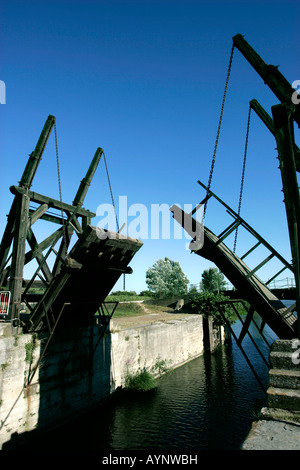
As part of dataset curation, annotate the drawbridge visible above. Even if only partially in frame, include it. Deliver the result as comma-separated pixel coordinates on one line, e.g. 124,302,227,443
171,33,300,342
171,185,297,340
0,116,142,333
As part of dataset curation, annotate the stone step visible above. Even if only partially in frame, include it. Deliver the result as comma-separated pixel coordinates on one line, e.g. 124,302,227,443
269,369,300,390
267,386,300,412
271,339,300,353
270,351,300,371
260,406,300,425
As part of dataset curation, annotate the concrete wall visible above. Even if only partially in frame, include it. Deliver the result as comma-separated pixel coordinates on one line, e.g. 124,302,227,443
110,316,204,388
0,314,220,449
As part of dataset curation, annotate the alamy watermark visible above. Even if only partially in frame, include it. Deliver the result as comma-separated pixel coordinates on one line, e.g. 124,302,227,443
95,196,204,251
0,80,6,104
292,339,300,365
292,80,300,105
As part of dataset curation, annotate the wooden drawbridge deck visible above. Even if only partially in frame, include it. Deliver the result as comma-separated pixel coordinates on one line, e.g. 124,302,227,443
170,188,298,340
26,225,143,331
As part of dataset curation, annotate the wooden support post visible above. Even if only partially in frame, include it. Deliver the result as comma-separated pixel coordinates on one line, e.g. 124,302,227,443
19,115,56,189
232,34,300,127
0,113,107,332
8,193,30,322
250,99,300,172
73,147,103,207
272,103,300,339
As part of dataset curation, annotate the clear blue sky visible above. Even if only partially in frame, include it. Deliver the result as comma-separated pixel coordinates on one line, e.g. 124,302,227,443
1,0,299,293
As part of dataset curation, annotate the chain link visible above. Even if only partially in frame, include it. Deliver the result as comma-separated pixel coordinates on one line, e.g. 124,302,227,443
203,44,235,222
233,104,252,253
103,151,119,232
54,122,68,258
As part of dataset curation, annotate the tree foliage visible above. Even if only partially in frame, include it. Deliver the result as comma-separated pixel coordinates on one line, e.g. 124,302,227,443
201,267,227,293
146,257,189,297
190,292,236,326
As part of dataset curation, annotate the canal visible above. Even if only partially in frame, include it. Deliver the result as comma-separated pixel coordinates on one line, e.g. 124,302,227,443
22,312,277,451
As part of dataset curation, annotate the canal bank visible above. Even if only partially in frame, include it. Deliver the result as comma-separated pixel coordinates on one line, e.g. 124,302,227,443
0,318,272,451
0,310,225,449
242,419,300,450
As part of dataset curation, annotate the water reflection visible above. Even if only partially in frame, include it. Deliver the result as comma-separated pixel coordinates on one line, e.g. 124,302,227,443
12,315,278,450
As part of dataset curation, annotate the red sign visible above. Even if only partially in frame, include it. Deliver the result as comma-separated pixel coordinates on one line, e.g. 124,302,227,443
0,291,11,315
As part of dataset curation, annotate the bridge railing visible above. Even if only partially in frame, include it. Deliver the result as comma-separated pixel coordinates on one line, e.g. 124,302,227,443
188,277,296,294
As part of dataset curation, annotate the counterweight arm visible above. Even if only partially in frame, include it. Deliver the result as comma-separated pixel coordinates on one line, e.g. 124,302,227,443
232,34,300,127
19,115,56,189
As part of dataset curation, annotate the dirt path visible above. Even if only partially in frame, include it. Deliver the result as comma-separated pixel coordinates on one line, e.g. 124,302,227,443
110,302,197,330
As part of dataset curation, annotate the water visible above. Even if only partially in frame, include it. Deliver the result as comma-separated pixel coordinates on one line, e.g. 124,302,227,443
20,313,278,451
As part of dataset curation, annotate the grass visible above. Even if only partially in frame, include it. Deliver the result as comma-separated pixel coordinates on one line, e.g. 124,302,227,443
113,302,145,318
112,301,175,318
105,294,152,302
125,370,157,392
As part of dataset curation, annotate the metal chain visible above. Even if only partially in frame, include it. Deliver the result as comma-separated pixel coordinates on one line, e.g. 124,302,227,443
233,104,252,253
102,151,123,288
54,122,68,257
103,151,119,232
203,44,235,222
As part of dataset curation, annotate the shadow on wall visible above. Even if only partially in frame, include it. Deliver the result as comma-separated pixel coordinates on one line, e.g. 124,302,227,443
2,316,114,449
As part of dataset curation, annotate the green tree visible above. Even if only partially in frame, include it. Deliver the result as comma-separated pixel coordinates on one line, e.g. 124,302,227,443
201,267,226,293
190,292,236,326
189,285,199,294
146,257,189,297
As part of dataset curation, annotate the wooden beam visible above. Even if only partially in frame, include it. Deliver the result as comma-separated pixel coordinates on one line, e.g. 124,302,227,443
19,115,56,189
28,203,49,227
0,198,17,273
26,228,53,283
8,193,30,321
10,185,96,219
245,253,275,279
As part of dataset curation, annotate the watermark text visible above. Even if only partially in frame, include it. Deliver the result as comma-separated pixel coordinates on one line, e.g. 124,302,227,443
0,80,6,104
292,80,300,105
96,196,204,250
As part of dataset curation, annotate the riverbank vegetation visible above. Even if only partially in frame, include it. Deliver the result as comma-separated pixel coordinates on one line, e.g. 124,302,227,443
124,370,157,392
190,292,246,326
105,290,153,302
105,289,246,325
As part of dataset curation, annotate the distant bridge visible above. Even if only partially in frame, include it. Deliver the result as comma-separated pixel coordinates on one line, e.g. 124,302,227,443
188,278,296,301
223,287,296,302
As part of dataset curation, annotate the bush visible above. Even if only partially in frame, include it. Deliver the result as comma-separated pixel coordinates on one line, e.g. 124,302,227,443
190,292,236,326
111,290,137,297
125,370,157,392
139,290,154,297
